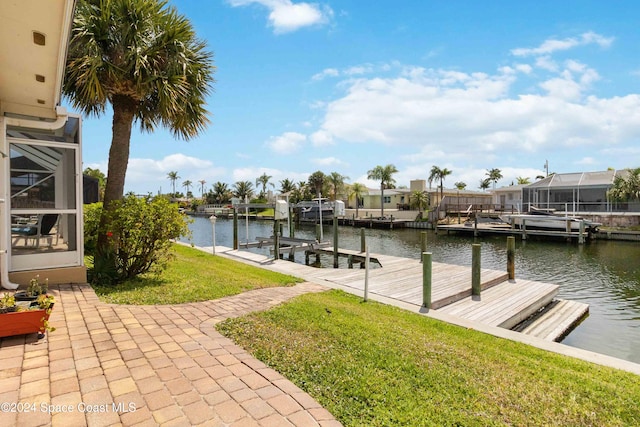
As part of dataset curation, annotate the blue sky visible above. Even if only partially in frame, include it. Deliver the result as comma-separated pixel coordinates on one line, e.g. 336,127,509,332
75,0,640,195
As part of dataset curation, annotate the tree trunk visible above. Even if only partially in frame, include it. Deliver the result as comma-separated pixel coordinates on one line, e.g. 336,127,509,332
380,185,384,218
97,95,137,253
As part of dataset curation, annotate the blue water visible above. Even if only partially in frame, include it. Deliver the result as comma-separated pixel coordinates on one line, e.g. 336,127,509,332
182,216,640,365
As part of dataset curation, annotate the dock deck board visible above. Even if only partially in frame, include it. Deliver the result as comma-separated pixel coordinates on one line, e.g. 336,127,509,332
218,247,584,339
519,299,589,341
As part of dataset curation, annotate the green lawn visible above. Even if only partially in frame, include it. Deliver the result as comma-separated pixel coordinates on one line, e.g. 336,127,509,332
218,290,640,427
92,244,301,304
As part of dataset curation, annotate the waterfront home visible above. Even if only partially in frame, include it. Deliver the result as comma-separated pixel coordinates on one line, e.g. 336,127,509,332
522,170,635,213
1,0,86,289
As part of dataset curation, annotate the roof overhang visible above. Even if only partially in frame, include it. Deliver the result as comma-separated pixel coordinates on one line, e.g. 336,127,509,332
0,0,75,120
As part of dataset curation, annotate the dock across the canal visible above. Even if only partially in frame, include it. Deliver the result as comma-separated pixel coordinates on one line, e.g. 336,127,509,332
219,245,589,342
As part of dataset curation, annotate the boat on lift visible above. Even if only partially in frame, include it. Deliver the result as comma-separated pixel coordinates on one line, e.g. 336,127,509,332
499,207,601,232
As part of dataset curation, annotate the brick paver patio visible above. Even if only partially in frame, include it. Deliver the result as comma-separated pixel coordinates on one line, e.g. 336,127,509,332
0,283,342,426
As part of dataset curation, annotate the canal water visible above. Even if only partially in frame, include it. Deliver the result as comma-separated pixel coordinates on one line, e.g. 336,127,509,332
182,216,640,365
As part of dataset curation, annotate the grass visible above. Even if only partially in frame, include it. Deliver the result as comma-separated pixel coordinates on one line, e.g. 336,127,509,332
92,244,301,304
218,290,640,427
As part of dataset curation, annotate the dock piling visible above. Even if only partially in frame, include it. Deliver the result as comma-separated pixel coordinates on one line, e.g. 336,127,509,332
507,236,515,280
333,217,339,268
273,220,280,260
420,231,427,262
233,209,238,250
360,228,366,253
364,246,370,302
472,244,481,297
422,252,432,310
579,220,585,244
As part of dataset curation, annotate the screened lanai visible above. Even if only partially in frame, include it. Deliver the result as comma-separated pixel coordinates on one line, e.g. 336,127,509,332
521,170,631,213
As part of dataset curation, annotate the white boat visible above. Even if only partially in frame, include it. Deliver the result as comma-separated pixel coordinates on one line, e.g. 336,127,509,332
296,199,334,223
500,209,601,232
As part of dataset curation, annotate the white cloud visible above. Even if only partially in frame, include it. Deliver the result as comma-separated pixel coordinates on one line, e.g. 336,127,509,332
266,131,307,154
312,157,346,166
124,154,223,194
228,0,333,34
576,157,596,165
310,129,334,146
306,59,640,170
511,31,614,57
312,68,339,81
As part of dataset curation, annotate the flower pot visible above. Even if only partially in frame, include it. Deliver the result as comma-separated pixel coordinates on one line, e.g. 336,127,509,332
0,305,54,339
14,291,40,301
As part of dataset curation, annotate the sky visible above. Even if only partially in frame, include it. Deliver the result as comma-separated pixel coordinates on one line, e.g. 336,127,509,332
74,0,640,196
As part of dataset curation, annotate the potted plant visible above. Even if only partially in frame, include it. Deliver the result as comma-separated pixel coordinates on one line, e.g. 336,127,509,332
0,284,55,339
14,275,48,301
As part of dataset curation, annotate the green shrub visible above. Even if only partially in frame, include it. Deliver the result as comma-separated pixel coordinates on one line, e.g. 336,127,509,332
84,195,191,285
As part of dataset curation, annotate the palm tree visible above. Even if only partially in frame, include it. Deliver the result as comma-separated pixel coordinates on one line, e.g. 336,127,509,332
516,176,531,185
212,182,231,204
486,168,503,189
198,179,207,198
608,168,640,202
64,0,214,252
454,181,467,190
328,172,349,201
167,171,180,196
279,178,296,194
348,183,368,218
308,171,326,198
255,173,274,199
233,181,254,200
410,190,429,216
182,180,192,198
367,164,398,217
479,178,491,192
429,166,452,203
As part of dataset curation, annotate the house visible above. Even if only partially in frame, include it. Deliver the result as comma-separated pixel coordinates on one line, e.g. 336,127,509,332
1,0,86,289
522,170,632,213
492,184,526,212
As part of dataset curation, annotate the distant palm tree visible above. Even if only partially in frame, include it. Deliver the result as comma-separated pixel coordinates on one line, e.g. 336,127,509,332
411,190,429,216
516,176,531,185
328,172,350,201
367,164,398,217
167,171,180,196
429,166,452,203
486,168,503,189
279,178,296,194
255,173,274,199
198,179,206,198
479,178,491,192
213,182,231,204
308,171,326,198
182,180,192,198
348,183,368,218
233,181,254,200
454,181,467,190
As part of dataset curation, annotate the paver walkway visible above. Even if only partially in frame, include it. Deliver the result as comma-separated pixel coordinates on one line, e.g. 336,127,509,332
0,283,342,426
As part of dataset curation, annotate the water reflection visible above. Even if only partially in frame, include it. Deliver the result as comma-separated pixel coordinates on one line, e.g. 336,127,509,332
182,216,640,364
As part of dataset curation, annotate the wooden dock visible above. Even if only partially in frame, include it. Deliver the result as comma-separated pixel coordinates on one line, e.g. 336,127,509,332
436,222,595,243
220,247,588,342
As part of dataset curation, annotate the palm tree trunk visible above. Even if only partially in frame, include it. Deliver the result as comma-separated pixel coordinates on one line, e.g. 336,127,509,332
380,185,384,217
97,95,136,253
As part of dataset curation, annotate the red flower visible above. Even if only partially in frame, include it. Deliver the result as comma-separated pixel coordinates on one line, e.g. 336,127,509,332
106,231,113,237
